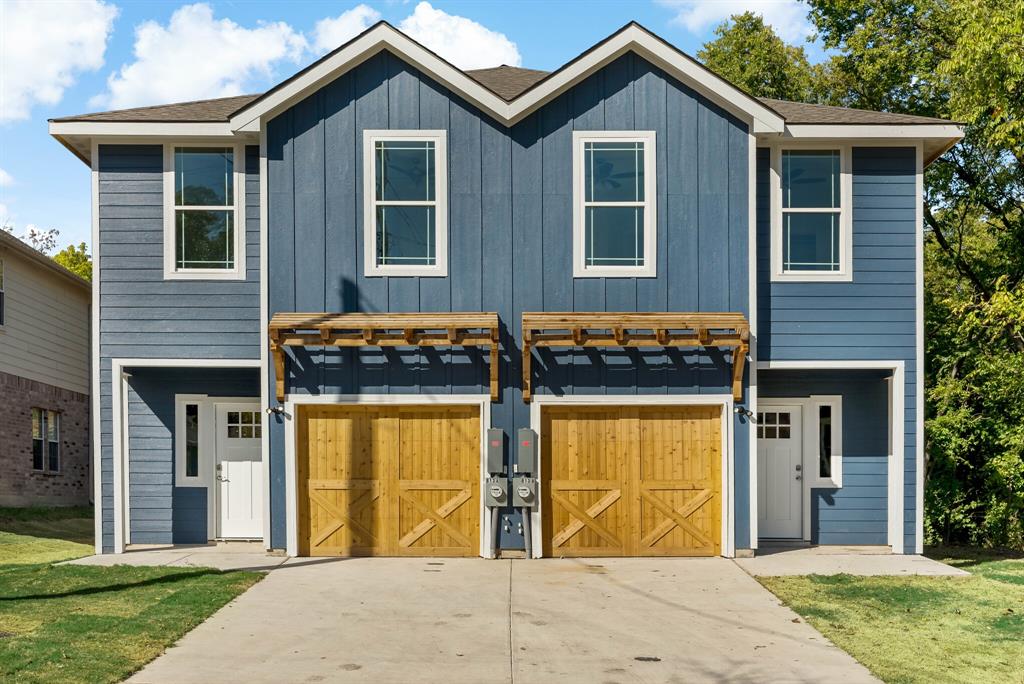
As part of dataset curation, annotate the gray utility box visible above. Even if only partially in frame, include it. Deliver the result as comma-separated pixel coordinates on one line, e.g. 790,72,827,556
516,428,537,474
484,476,508,507
512,476,538,508
486,428,505,475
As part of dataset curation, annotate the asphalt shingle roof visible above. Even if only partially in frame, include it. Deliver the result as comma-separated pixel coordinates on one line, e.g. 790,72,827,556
50,67,953,127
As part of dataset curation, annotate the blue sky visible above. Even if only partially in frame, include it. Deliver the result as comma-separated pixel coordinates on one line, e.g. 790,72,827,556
0,0,816,250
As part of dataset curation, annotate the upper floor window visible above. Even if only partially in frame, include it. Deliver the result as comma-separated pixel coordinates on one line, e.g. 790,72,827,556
0,257,5,326
573,131,657,278
32,408,60,473
771,146,851,281
363,130,448,277
163,145,245,280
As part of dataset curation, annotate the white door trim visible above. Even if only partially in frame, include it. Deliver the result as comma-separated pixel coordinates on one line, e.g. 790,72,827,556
756,400,804,540
214,400,263,539
756,360,905,553
282,393,492,558
528,393,735,559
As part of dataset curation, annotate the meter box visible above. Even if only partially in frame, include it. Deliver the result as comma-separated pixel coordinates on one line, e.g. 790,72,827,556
486,428,505,475
516,428,537,474
484,476,508,507
512,476,537,508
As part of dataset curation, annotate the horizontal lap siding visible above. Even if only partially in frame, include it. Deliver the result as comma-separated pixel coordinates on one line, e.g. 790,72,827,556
267,51,751,550
97,145,261,551
757,148,918,550
760,371,889,545
126,368,259,544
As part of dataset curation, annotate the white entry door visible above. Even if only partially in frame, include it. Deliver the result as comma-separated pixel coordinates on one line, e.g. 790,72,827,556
757,406,803,539
215,403,263,539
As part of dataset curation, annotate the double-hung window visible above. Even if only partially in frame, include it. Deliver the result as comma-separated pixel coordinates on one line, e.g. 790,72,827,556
164,145,245,279
363,130,448,277
0,257,5,326
772,147,851,281
31,408,60,472
573,131,656,277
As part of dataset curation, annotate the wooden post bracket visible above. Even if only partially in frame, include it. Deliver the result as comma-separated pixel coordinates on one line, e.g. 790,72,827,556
268,312,501,403
520,312,751,404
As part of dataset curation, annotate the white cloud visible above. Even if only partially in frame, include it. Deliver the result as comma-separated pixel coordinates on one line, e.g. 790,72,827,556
91,3,307,110
0,168,12,187
397,2,520,69
659,0,813,43
313,4,381,55
0,0,117,122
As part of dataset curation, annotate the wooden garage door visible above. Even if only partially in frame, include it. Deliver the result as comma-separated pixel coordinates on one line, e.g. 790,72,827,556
542,405,721,557
298,405,480,557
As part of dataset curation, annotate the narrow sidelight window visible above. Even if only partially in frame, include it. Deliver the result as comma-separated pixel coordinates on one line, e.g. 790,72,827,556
364,131,448,277
573,132,656,277
164,145,244,279
32,408,60,472
818,404,832,478
185,403,199,478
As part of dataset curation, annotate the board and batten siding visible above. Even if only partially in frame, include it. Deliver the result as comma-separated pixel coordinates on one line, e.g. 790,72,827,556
756,146,918,551
760,370,890,545
96,144,261,552
266,50,752,551
0,243,89,394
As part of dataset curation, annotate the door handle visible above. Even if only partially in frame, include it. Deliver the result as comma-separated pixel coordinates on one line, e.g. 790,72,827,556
216,475,229,482
795,475,802,481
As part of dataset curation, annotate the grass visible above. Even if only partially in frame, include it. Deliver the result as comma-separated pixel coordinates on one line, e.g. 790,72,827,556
759,548,1024,684
0,507,261,683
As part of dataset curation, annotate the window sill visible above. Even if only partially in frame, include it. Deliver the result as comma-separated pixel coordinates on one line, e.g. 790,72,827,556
770,271,853,283
163,269,247,281
573,268,657,279
364,267,449,278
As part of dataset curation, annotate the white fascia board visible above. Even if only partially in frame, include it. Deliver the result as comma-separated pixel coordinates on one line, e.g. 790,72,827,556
780,124,964,140
49,121,238,137
230,24,512,131
506,25,784,131
230,23,785,134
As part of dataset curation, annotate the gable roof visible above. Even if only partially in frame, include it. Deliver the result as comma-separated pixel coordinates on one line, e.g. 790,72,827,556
0,231,91,291
49,20,962,166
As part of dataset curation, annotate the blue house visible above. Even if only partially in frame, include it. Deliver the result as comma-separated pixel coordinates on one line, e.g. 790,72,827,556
50,22,961,558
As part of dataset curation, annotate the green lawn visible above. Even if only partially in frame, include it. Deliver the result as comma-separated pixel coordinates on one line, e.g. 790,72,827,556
759,548,1024,684
0,508,261,683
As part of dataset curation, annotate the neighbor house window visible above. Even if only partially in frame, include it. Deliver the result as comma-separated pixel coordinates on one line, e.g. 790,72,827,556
164,145,244,279
0,257,5,326
773,147,851,281
31,408,60,472
573,131,656,277
363,130,448,277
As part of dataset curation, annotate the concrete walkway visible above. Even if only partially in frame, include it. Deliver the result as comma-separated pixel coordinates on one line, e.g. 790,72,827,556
66,542,288,572
735,544,969,577
117,556,876,684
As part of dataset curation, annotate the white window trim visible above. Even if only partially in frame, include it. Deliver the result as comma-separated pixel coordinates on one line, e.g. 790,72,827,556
174,394,214,487
572,130,657,278
163,143,246,280
805,394,843,489
363,129,449,278
770,143,852,282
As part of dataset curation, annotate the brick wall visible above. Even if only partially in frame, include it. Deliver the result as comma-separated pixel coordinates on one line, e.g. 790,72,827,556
0,370,90,506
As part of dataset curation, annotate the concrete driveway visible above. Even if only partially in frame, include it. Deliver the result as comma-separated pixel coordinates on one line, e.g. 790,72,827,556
127,557,876,684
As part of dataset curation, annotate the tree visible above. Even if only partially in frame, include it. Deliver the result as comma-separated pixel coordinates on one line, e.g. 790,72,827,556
1,223,60,253
53,242,92,281
702,2,1024,547
697,12,818,102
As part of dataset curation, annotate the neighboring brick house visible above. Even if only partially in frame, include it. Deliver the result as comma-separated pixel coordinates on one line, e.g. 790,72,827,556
0,230,91,506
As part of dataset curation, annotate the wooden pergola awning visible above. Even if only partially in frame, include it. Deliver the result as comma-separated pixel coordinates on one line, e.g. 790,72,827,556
521,312,750,403
268,312,500,402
